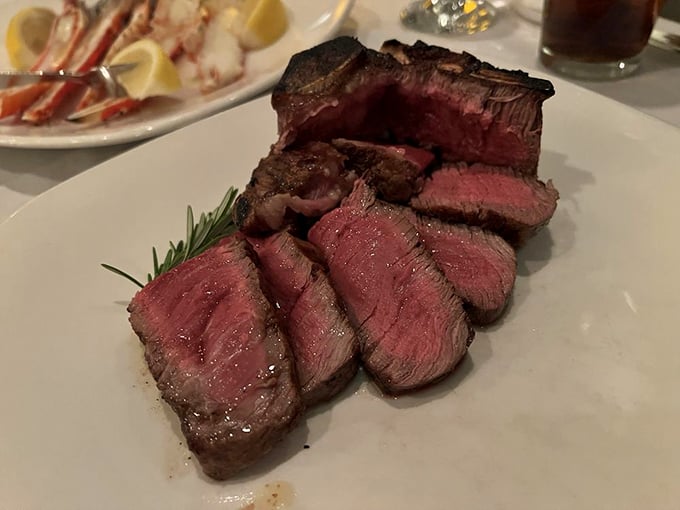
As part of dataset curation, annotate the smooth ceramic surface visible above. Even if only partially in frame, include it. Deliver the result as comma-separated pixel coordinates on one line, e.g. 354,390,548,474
0,0,353,148
1,72,679,509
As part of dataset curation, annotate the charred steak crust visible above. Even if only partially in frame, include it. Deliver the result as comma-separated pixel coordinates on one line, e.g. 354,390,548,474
308,180,474,395
248,232,360,406
410,215,517,325
380,39,555,96
128,235,303,480
273,36,554,174
411,163,559,247
273,36,368,97
233,142,352,235
331,138,433,203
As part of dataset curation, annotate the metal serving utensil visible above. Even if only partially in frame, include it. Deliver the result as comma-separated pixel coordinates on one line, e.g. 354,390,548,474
0,63,136,97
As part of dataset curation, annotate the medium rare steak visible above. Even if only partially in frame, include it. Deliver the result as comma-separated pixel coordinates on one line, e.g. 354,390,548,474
248,232,359,406
128,235,303,480
411,215,517,325
308,180,474,394
410,163,559,246
234,141,353,235
331,139,434,202
272,37,554,174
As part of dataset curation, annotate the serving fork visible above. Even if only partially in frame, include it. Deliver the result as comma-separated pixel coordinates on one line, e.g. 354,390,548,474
0,63,136,97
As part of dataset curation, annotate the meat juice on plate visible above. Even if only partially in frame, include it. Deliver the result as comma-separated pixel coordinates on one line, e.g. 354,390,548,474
240,481,294,510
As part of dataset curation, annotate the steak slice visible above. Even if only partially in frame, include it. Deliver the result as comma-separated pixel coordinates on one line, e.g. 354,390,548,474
331,138,434,202
272,37,554,174
248,232,359,406
411,215,517,325
410,163,559,246
308,180,474,394
234,141,353,235
128,235,303,480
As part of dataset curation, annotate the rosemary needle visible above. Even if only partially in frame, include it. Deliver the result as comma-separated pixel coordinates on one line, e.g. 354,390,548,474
102,187,239,288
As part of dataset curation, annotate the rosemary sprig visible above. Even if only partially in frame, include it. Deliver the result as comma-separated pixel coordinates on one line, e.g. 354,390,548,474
102,187,239,288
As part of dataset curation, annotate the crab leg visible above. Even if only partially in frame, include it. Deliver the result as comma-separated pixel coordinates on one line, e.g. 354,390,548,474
69,95,144,123
76,0,155,111
0,4,89,120
74,0,211,124
22,0,138,124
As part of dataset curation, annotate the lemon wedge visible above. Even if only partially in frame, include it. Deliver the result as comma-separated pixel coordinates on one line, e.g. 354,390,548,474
5,7,56,70
238,0,288,50
109,39,182,100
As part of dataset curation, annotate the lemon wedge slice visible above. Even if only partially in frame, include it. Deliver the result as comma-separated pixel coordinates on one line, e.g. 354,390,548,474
109,39,182,100
5,7,56,70
239,0,288,50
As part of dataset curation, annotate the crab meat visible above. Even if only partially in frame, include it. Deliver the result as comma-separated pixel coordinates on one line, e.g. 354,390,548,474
77,0,156,111
148,0,206,59
178,14,244,93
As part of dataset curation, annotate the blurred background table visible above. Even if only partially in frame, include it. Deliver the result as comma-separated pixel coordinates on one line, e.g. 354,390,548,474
1,0,678,224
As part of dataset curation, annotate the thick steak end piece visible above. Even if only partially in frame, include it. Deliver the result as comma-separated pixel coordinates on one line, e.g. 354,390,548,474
273,37,554,174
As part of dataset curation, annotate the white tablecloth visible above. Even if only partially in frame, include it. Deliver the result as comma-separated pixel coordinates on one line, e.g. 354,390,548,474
1,0,679,224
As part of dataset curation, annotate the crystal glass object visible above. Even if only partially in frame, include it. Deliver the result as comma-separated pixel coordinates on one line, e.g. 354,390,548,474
401,0,496,34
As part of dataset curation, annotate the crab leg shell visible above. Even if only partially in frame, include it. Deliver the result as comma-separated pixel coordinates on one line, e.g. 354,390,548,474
0,6,89,120
68,95,143,123
76,0,155,111
22,0,137,124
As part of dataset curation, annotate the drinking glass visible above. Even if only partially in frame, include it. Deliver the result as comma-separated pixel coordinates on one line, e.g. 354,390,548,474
539,0,659,80
400,0,497,34
512,0,543,23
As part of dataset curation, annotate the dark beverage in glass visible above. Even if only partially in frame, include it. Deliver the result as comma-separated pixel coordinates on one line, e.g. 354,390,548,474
540,0,658,79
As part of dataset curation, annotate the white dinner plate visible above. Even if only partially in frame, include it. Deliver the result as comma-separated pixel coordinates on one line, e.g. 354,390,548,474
1,65,679,509
0,0,353,149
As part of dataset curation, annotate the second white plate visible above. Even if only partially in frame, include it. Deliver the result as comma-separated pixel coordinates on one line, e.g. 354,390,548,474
0,0,354,148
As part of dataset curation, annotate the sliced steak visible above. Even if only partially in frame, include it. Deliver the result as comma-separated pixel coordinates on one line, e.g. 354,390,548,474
128,235,303,480
308,180,474,394
234,141,353,235
248,232,359,406
272,37,554,174
411,215,517,325
331,139,434,202
410,163,559,246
